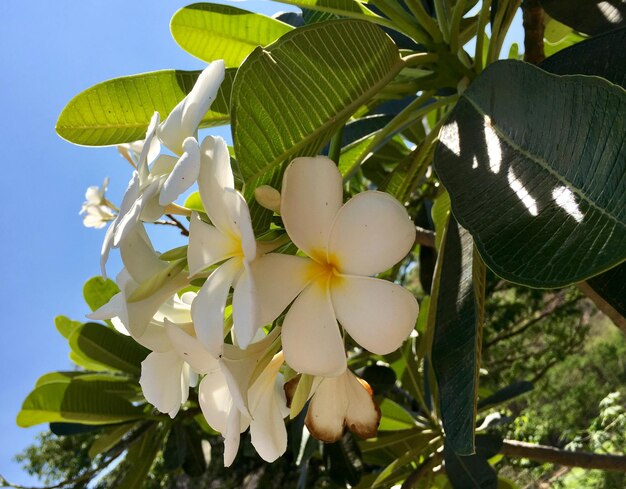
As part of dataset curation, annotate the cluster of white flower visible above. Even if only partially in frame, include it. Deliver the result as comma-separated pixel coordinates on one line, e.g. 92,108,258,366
85,61,419,465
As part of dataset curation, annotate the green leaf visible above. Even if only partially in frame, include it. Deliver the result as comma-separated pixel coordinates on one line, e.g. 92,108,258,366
117,423,164,489
443,435,502,489
359,428,433,467
159,245,188,262
50,422,105,436
127,259,187,302
183,191,205,212
36,371,82,388
231,19,402,231
57,68,235,146
372,444,431,488
171,3,293,67
540,27,626,89
54,315,82,339
17,381,145,427
431,217,482,455
83,276,120,312
434,60,626,288
378,399,417,431
89,422,137,458
541,0,625,36
69,323,149,376
272,0,384,23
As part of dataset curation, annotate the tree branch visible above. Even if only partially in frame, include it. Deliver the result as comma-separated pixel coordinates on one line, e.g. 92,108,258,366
501,439,626,472
522,0,545,64
485,296,579,348
415,226,436,248
578,282,626,335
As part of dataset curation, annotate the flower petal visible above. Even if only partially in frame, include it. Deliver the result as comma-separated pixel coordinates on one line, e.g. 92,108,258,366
158,61,225,155
331,275,418,355
100,172,140,277
198,137,255,259
250,253,311,326
282,281,346,377
165,319,219,374
140,350,184,417
133,322,171,352
119,224,166,283
223,407,247,467
305,375,349,442
182,60,225,136
188,213,241,275
159,137,201,206
232,261,260,350
150,154,178,176
191,258,240,356
280,156,342,257
343,372,380,439
113,180,160,247
248,352,288,462
198,368,233,434
137,112,161,182
122,271,189,339
329,191,416,276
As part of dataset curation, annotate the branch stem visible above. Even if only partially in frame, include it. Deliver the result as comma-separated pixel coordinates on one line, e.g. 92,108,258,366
501,440,626,472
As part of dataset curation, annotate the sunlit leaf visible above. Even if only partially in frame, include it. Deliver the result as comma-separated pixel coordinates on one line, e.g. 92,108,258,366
69,323,149,376
231,19,402,231
17,382,144,427
57,69,235,146
171,3,293,67
83,276,120,312
434,60,626,288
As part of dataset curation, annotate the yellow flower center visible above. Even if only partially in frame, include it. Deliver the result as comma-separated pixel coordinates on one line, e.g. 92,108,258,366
307,249,344,288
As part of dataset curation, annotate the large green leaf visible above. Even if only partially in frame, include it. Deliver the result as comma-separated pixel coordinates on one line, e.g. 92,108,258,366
36,371,140,400
17,381,145,427
434,60,626,288
57,68,235,146
171,3,293,67
69,323,149,376
231,19,402,230
444,435,502,489
540,27,626,88
541,0,626,36
431,217,482,455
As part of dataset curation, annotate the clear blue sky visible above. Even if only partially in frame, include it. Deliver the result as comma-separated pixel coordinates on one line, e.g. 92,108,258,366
0,1,522,485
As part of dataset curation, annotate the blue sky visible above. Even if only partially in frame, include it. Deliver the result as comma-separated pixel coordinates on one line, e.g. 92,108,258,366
0,1,522,485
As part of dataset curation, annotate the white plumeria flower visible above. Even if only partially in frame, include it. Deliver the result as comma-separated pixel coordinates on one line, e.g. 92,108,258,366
100,61,225,276
187,136,259,356
169,324,287,466
286,369,381,442
138,293,200,418
80,177,115,229
90,224,188,342
253,156,419,377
